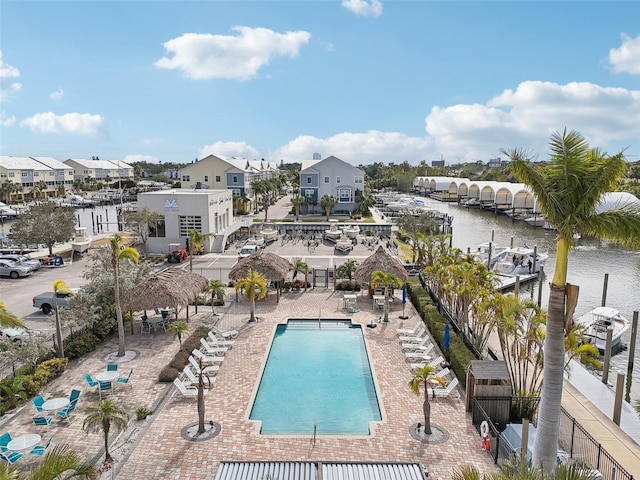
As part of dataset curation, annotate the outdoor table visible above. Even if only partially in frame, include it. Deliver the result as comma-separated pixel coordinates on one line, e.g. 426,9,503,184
96,371,119,383
342,293,357,310
41,397,69,413
7,434,41,452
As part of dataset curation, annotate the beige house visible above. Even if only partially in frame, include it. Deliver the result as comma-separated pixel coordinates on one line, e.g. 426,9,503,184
0,155,74,200
136,188,243,254
64,158,134,183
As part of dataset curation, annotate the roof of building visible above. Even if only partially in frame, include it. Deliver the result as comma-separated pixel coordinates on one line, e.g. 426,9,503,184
0,155,53,170
31,156,73,170
300,155,363,173
65,158,132,169
185,154,278,173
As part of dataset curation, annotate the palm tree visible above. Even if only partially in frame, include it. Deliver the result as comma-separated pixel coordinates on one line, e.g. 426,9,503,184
0,443,95,479
53,279,75,358
289,258,308,281
234,269,267,323
370,270,403,322
452,458,601,480
204,279,226,315
166,321,191,348
291,195,306,221
336,259,359,280
187,229,214,272
320,194,336,220
82,399,129,463
501,128,640,470
32,180,49,200
109,234,140,357
0,301,25,329
408,365,445,435
194,356,212,434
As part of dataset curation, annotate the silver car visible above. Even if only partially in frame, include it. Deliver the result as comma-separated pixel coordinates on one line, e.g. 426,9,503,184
0,254,41,271
0,259,32,278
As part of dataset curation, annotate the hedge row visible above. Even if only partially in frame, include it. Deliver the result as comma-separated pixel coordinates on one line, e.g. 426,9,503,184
159,326,210,382
406,277,477,388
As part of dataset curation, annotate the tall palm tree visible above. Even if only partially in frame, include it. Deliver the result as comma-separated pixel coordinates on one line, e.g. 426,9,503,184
291,195,306,221
320,194,336,220
194,356,212,434
0,443,95,479
203,279,226,315
0,301,25,329
408,365,445,435
110,234,140,357
82,399,130,463
234,269,267,323
187,229,214,272
501,129,640,470
370,270,403,322
52,279,75,358
452,458,602,480
289,258,308,281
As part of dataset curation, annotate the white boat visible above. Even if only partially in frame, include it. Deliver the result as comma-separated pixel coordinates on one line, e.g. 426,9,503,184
335,235,354,253
473,242,509,268
71,227,92,254
492,246,547,276
574,306,630,353
66,192,95,206
0,204,18,218
342,225,360,239
524,215,545,227
259,225,278,243
324,219,342,243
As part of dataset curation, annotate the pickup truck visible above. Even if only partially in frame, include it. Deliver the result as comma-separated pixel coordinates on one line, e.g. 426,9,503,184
32,291,76,314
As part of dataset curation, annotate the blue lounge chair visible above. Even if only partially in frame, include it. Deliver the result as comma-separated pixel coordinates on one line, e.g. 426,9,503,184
98,381,112,398
69,389,81,404
32,416,53,429
32,395,45,412
0,433,11,453
0,451,23,465
29,436,52,457
56,400,77,422
107,363,118,372
118,369,133,387
84,373,98,389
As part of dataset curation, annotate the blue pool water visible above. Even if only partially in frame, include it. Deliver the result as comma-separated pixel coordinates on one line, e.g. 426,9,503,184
249,319,382,435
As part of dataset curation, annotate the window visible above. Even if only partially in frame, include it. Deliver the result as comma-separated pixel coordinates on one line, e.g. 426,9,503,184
215,175,221,182
338,189,353,203
232,188,241,196
355,176,363,184
306,177,312,184
324,176,330,184
336,176,341,184
34,172,39,177
49,172,55,177
204,175,209,182
21,172,29,177
149,216,166,238
304,189,315,197
178,215,202,237
8,172,15,178
232,175,238,184
182,175,190,182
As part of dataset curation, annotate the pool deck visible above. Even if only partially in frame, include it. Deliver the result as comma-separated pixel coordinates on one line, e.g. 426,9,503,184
0,288,498,479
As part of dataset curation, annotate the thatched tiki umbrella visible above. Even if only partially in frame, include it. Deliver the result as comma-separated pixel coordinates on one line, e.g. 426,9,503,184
228,250,290,302
355,246,409,294
121,268,208,322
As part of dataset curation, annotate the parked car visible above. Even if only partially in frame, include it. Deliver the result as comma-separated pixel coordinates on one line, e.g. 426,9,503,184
0,259,32,278
0,253,41,271
0,327,31,342
238,244,259,259
33,289,79,314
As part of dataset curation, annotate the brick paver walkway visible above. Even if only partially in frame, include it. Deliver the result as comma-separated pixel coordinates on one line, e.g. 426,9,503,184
0,289,498,479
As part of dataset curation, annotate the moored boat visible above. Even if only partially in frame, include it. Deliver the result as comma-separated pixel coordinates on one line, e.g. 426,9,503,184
574,306,630,353
492,246,547,276
71,227,92,254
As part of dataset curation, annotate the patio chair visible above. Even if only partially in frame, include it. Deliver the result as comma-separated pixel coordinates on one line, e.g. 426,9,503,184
397,321,423,336
159,316,170,331
141,316,152,334
398,327,427,343
401,336,431,351
211,326,238,339
32,416,53,430
173,378,206,398
410,355,446,372
32,395,45,412
29,436,52,457
192,349,224,365
0,433,11,453
182,367,216,387
207,331,235,347
433,377,460,399
118,369,134,388
0,451,23,465
56,399,78,422
405,346,435,360
84,373,99,390
98,381,113,398
188,356,219,377
199,338,228,355
107,363,118,372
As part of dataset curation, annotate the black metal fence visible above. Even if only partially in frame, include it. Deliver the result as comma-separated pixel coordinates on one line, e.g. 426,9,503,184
472,397,634,480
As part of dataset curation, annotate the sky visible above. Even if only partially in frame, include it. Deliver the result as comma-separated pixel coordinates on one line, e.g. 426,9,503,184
1,1,639,167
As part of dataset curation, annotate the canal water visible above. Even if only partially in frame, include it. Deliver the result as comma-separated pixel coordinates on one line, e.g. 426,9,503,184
419,195,640,403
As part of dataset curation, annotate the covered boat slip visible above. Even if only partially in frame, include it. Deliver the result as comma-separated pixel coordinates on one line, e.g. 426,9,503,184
214,461,427,479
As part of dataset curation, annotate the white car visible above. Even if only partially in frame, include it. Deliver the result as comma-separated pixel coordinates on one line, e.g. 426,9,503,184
0,259,32,278
238,244,259,259
0,254,41,271
0,327,33,342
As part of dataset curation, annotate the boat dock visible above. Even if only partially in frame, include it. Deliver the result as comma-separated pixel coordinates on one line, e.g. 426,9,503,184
495,272,538,291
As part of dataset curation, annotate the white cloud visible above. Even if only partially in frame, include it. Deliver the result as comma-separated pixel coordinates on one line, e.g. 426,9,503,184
19,112,106,135
609,34,640,75
341,0,383,17
155,27,311,80
0,112,16,127
425,80,640,159
50,87,64,100
124,154,160,164
199,141,260,159
0,51,22,101
273,130,434,164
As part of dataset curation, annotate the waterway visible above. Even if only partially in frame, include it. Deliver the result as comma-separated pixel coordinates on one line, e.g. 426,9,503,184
419,195,640,403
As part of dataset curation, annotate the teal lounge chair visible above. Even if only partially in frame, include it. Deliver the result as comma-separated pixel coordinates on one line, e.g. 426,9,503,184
32,395,45,412
29,436,52,457
0,451,23,465
107,363,118,372
32,416,53,429
118,369,133,387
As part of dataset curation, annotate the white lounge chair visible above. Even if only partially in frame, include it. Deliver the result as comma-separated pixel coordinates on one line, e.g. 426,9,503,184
433,377,459,398
405,345,435,359
397,322,424,335
192,349,224,365
211,326,238,339
409,355,445,371
182,367,216,387
188,356,219,377
207,332,235,347
398,326,426,342
402,337,433,352
173,378,207,398
199,338,228,355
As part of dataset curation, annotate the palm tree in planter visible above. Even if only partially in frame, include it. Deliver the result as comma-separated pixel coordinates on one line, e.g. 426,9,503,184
291,195,306,221
204,279,226,315
82,399,130,463
0,443,95,479
408,365,445,435
109,234,140,357
370,270,403,323
502,129,640,470
194,357,212,435
166,321,191,349
320,194,336,220
289,258,308,289
234,269,267,323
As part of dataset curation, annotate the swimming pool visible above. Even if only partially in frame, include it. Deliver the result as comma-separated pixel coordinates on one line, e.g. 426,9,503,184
249,319,382,435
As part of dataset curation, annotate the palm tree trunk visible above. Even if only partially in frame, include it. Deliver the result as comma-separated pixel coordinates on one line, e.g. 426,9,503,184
249,297,256,322
532,283,566,470
54,300,65,358
383,286,390,322
114,262,126,357
423,389,432,434
104,430,111,461
197,379,206,434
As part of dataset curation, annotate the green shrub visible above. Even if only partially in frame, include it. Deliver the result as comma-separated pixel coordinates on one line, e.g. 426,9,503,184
192,326,210,339
64,332,101,360
159,327,211,382
136,406,153,420
159,366,180,382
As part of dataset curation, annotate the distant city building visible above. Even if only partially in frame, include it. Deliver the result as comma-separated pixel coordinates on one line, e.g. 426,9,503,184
431,160,445,167
0,155,74,199
64,158,133,182
312,152,322,160
488,157,504,168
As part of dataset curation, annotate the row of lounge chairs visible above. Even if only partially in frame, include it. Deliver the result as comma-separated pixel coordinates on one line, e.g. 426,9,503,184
396,321,459,399
173,328,238,398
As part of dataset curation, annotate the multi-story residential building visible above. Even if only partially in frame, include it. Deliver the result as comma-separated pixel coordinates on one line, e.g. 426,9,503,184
299,155,365,214
0,155,74,199
178,154,279,199
64,158,134,183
